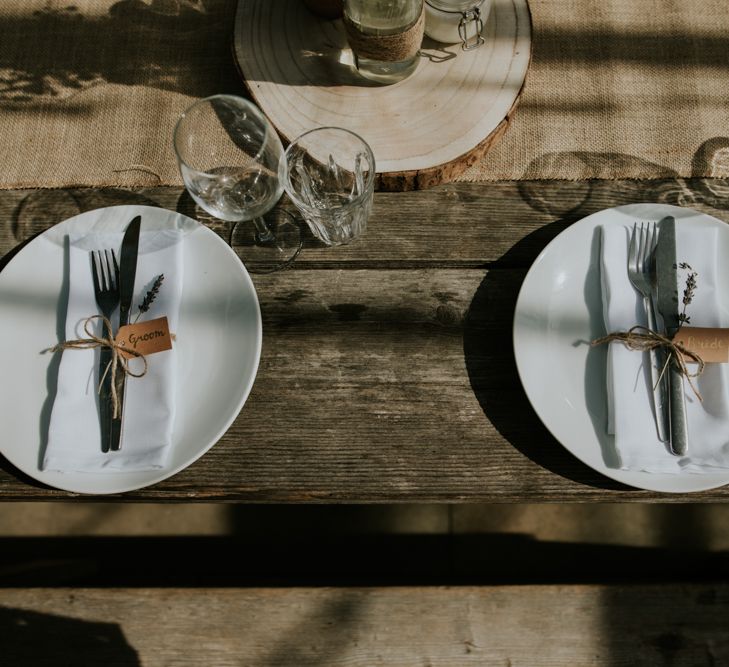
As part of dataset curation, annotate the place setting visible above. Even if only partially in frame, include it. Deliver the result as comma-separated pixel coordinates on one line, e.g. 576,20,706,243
0,203,262,494
514,202,729,493
0,77,380,494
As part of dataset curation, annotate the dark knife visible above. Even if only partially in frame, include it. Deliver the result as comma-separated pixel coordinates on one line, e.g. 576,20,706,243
110,215,141,452
655,215,688,456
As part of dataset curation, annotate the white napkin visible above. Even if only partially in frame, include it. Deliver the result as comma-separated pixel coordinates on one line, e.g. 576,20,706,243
44,229,184,472
601,223,729,473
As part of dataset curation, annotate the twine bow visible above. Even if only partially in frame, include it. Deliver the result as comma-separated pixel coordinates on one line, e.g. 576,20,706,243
47,315,148,418
592,325,705,401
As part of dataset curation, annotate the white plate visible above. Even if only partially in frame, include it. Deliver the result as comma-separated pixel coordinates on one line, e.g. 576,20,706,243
0,205,262,494
513,203,729,493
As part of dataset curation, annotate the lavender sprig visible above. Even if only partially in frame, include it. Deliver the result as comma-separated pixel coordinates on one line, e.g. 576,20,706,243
134,274,164,323
677,263,697,325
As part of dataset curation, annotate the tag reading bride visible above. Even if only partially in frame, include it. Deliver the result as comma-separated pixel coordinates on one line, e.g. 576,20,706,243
674,327,729,363
116,317,173,359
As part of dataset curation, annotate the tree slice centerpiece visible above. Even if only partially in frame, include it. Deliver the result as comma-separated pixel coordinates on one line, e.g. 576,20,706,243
234,0,532,191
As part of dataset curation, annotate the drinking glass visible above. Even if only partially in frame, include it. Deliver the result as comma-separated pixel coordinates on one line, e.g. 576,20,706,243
173,95,302,272
283,127,375,246
344,0,424,84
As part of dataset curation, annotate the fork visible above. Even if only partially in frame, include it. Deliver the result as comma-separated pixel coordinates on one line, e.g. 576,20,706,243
91,249,120,453
627,223,668,442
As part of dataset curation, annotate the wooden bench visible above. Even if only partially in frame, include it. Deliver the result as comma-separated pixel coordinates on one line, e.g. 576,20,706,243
3,584,729,665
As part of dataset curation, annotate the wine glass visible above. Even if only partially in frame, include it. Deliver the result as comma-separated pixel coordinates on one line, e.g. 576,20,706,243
173,95,302,272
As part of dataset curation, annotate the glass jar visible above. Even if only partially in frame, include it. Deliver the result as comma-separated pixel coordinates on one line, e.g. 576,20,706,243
343,0,424,84
424,0,490,49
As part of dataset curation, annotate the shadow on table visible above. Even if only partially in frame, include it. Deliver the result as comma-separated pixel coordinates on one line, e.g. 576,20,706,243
462,215,630,491
175,188,321,251
7,188,165,253
516,142,729,211
3,532,729,586
3,530,728,666
230,4,509,89
0,0,242,106
0,606,140,667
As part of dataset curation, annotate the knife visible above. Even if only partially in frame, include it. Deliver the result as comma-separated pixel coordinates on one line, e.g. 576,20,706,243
110,215,141,452
656,215,689,456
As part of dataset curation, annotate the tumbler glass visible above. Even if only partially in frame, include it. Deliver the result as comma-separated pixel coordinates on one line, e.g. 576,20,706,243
283,127,375,246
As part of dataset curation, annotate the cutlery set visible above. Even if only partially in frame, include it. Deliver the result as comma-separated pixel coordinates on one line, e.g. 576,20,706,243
628,216,688,456
90,215,141,453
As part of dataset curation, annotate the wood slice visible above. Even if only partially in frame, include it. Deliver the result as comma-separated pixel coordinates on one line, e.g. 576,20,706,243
234,0,532,191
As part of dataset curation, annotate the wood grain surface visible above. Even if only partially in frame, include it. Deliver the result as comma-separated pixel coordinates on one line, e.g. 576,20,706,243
3,585,729,665
2,178,729,500
233,0,532,190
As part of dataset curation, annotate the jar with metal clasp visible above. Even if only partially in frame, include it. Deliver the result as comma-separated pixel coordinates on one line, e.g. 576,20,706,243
424,0,490,50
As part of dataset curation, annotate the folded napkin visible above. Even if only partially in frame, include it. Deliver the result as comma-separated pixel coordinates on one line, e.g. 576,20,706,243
44,228,184,473
601,223,729,473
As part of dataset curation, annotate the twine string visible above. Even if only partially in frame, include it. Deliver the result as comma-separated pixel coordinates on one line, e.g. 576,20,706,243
47,315,148,418
343,6,425,62
591,325,705,401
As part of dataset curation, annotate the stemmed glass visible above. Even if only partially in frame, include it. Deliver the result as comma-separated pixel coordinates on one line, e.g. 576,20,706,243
173,94,302,272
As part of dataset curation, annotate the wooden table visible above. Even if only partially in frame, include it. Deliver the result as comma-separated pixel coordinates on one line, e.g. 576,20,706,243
2,177,729,501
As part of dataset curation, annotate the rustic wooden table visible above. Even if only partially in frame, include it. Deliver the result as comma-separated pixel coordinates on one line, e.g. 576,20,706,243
2,177,729,501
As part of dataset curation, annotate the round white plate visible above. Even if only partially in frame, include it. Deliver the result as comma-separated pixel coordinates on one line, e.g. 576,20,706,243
0,205,262,494
513,203,729,493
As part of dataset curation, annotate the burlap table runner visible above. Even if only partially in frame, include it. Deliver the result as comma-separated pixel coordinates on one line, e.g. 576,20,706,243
462,0,729,182
1,0,728,189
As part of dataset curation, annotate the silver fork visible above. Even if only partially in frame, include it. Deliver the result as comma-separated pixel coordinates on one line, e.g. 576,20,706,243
627,223,668,442
91,249,120,453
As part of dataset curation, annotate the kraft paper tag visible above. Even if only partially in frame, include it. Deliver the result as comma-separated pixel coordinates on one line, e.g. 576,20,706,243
116,317,173,359
674,326,729,363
